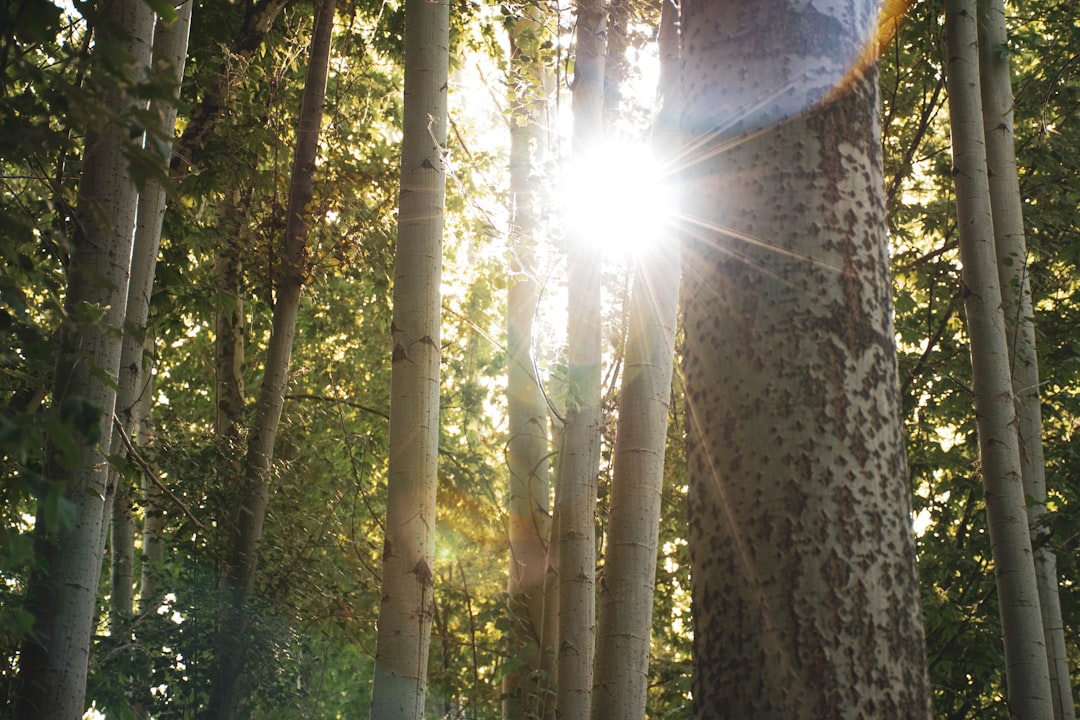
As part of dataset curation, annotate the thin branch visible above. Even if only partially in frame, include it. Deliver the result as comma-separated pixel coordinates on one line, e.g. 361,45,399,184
112,415,207,532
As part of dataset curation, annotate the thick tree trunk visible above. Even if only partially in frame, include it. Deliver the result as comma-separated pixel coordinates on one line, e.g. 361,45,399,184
554,0,605,717
679,2,931,717
368,0,449,715
504,8,553,720
976,3,1075,718
205,2,336,716
13,1,155,717
590,5,680,719
944,2,1054,718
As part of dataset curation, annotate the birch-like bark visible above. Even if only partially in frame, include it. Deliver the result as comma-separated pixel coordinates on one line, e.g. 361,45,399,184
368,0,448,715
554,0,605,717
679,1,931,717
976,4,1075,718
108,0,193,632
944,2,1053,718
13,1,155,717
206,2,336,716
591,5,679,718
504,7,553,720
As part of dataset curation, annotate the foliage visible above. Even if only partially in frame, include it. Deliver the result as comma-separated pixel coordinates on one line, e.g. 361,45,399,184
0,0,1078,718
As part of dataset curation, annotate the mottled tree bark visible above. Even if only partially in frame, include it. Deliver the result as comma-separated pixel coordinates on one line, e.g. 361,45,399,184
368,0,449,715
944,2,1054,718
14,0,155,717
679,2,931,717
976,3,1074,718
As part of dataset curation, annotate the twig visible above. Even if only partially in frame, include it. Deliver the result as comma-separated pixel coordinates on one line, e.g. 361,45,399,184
112,415,207,532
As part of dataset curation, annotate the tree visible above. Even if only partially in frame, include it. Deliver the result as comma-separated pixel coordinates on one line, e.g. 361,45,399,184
678,1,932,717
504,5,554,719
976,2,1074,717
553,0,605,717
591,1,680,717
943,1,1054,717
13,0,155,717
206,1,337,715
368,0,449,714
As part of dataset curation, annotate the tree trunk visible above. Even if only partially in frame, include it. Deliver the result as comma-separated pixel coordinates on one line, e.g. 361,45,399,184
504,7,553,720
13,1,155,717
944,2,1054,718
367,0,449,715
205,2,336,716
136,335,163,613
108,0,193,634
554,0,605,717
679,2,932,717
591,5,680,719
976,3,1075,718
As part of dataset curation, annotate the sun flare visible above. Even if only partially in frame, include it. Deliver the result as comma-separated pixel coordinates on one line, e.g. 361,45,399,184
561,137,675,258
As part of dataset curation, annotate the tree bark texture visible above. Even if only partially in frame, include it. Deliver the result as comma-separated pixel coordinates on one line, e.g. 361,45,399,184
368,0,449,715
504,7,553,720
591,2,680,717
944,2,1054,718
976,3,1075,718
679,2,932,718
14,0,155,717
206,2,336,716
554,0,605,717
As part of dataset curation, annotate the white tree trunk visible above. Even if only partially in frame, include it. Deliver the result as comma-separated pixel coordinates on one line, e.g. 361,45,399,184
554,0,605,717
679,1,931,717
504,7,553,719
976,4,1075,718
368,0,449,715
944,2,1054,718
108,0,193,633
14,0,155,717
591,3,680,717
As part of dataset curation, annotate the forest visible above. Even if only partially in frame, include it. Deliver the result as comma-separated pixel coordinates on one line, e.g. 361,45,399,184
0,0,1078,718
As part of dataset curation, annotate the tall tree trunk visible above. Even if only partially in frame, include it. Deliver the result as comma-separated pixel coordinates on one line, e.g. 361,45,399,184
504,7,553,720
976,3,1075,718
367,0,449,715
591,5,680,718
13,1,155,717
679,2,932,717
136,335,163,613
109,0,193,634
944,2,1054,718
205,2,336,716
554,0,605,717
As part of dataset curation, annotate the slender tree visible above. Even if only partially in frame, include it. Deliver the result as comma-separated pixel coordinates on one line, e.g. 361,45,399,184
368,0,449,715
679,1,932,717
591,2,679,718
553,0,605,716
109,0,194,630
944,2,1054,717
13,1,155,717
206,1,337,716
976,3,1075,717
504,5,554,719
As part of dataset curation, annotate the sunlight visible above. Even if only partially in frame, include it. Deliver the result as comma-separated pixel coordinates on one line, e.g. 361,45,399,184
561,137,675,258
